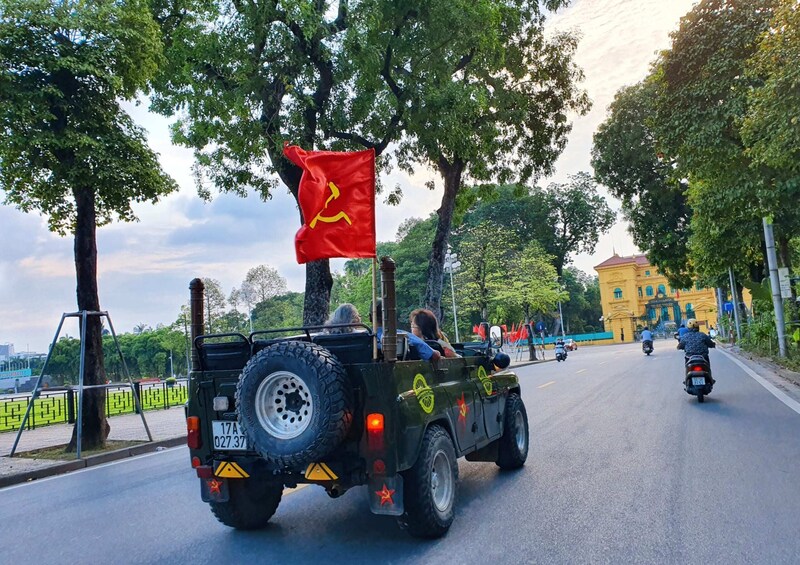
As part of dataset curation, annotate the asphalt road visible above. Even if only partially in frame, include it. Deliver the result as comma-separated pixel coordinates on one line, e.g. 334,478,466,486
3,342,800,564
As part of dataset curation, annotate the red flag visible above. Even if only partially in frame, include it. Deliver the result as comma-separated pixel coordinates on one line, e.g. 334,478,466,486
283,144,376,263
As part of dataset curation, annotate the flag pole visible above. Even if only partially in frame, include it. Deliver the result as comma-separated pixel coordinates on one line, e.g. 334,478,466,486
372,256,378,360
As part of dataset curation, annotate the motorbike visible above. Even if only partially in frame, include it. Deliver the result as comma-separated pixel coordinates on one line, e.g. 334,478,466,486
684,355,713,403
642,340,653,356
555,344,568,362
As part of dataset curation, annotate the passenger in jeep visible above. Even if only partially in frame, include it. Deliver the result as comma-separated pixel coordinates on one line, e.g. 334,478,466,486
324,303,362,333
372,299,441,361
410,308,460,358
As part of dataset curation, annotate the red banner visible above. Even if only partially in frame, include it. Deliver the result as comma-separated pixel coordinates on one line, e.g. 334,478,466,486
283,144,376,264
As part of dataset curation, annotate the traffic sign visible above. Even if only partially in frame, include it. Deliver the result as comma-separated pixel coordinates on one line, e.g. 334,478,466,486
778,267,792,299
723,302,734,313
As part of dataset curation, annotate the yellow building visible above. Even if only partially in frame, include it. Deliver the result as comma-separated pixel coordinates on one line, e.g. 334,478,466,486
595,254,718,343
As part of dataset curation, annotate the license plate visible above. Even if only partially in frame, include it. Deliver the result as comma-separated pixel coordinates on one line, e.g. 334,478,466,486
212,420,248,451
691,377,706,386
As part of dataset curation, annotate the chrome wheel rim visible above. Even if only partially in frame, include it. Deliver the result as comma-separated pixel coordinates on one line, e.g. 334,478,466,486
514,410,526,452
254,371,313,440
431,449,454,513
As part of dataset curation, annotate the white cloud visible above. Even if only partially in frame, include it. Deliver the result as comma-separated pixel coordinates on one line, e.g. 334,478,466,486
0,0,696,351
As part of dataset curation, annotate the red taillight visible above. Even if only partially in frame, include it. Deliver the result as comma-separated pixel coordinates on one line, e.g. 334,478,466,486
187,416,202,449
691,366,703,372
195,465,213,479
191,456,201,468
367,413,384,451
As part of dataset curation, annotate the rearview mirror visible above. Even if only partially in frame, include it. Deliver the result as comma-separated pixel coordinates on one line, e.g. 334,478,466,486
490,325,503,347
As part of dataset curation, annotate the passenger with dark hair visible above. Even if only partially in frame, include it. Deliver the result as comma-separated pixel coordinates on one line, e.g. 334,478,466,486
410,308,459,358
372,300,440,361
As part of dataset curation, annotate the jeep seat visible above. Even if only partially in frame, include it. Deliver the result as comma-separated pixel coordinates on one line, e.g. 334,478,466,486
195,334,251,372
312,331,374,365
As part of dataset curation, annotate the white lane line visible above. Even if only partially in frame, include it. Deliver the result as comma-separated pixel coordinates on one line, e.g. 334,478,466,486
537,381,556,389
575,369,587,374
718,349,800,415
1,445,185,492
598,362,607,366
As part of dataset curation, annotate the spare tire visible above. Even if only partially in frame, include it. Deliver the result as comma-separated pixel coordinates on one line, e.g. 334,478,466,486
236,340,353,468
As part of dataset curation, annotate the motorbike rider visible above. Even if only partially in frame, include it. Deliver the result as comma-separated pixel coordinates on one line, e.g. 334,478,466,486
555,337,567,359
641,327,654,350
677,322,688,340
677,318,716,382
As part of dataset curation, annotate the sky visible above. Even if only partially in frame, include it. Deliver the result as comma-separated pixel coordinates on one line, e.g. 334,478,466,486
0,0,697,353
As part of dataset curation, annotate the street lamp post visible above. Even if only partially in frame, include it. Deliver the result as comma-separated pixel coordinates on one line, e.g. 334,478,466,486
444,249,461,343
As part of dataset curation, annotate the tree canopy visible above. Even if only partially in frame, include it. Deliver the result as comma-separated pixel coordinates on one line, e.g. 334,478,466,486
0,0,177,450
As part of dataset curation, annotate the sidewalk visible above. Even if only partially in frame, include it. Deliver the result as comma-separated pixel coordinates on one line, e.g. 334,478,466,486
0,408,186,486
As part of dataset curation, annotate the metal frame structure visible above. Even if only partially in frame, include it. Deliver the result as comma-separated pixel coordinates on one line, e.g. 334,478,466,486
10,310,153,459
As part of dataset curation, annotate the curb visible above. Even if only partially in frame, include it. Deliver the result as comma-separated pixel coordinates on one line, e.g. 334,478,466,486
0,436,186,489
511,358,556,370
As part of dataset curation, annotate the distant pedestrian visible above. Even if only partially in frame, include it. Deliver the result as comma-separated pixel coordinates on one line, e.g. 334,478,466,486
709,326,717,339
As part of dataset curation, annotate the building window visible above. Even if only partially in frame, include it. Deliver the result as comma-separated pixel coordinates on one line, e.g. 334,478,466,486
638,287,643,298
646,286,654,297
657,284,666,296
645,270,651,277
670,287,675,295
686,303,694,317
614,288,623,299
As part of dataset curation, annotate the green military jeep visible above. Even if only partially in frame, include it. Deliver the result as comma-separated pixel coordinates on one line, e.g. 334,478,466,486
185,259,529,538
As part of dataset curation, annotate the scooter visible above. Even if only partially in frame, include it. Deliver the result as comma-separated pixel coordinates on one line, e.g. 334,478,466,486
555,343,568,362
684,355,714,403
642,340,653,356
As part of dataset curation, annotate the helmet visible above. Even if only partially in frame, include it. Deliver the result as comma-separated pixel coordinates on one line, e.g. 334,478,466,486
686,318,698,330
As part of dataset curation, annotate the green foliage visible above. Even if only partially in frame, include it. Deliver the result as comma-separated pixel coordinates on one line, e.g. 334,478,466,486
742,0,800,174
252,292,305,331
536,172,615,275
494,242,565,323
40,326,190,385
0,0,177,232
592,80,694,287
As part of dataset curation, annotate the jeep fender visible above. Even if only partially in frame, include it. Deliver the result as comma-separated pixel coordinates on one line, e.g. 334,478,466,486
394,394,458,472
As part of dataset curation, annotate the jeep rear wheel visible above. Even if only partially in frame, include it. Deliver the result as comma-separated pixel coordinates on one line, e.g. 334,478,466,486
236,341,353,468
496,393,529,470
400,425,458,538
210,479,282,530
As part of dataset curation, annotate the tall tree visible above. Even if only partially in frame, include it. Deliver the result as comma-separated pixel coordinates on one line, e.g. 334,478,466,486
455,222,519,322
654,0,784,281
494,242,564,324
592,81,695,287
742,0,800,177
238,265,288,306
0,0,177,450
393,2,590,320
150,0,528,325
537,172,615,277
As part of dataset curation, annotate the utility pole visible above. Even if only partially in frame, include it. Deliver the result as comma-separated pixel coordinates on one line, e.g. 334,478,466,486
170,350,175,379
763,218,787,357
728,267,742,343
444,249,461,343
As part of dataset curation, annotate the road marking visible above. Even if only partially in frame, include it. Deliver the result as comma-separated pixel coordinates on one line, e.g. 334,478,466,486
0,445,186,492
575,369,587,374
599,362,607,366
537,381,556,389
718,349,800,416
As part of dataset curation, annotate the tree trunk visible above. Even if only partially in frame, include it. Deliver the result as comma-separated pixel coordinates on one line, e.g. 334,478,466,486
425,157,463,322
304,260,333,325
67,187,110,452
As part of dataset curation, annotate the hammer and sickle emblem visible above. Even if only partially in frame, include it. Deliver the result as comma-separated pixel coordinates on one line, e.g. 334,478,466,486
309,181,353,229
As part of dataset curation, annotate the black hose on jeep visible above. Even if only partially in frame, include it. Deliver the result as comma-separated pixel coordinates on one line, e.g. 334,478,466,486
236,340,354,468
